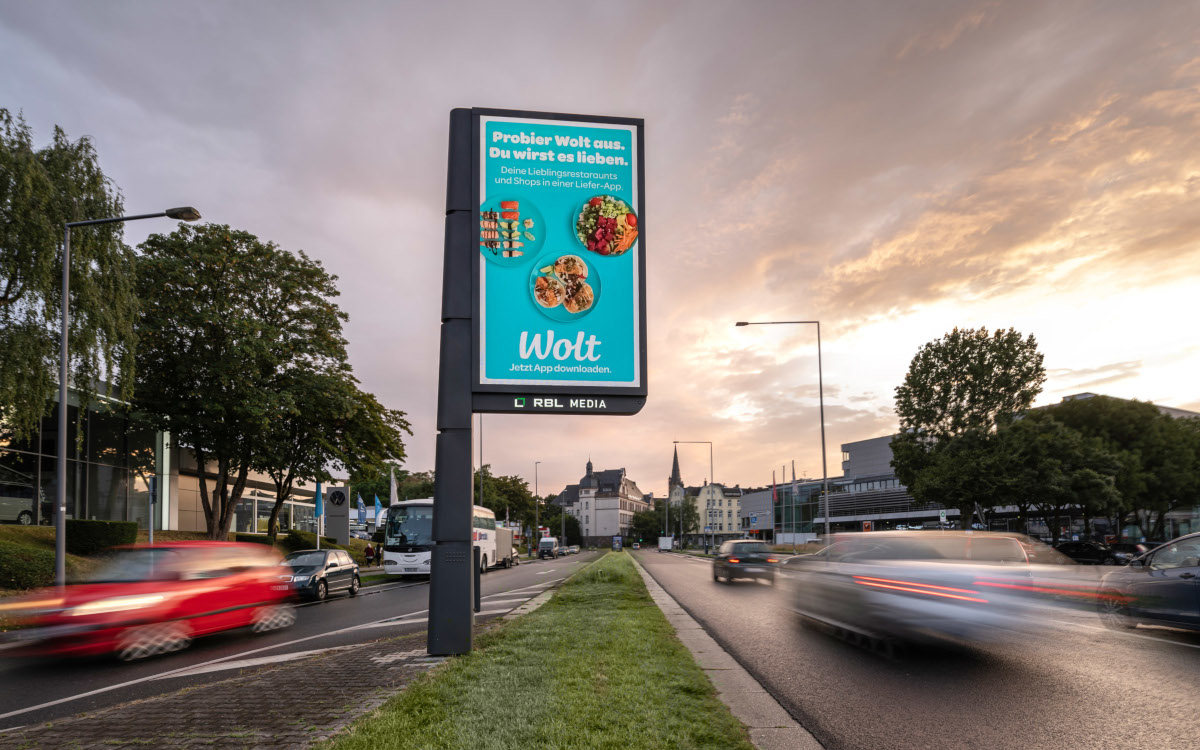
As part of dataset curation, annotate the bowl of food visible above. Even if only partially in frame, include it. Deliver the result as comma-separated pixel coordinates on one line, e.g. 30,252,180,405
529,253,600,321
575,195,637,256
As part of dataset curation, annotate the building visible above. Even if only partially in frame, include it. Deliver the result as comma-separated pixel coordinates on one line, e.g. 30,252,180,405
0,390,321,534
767,393,1200,541
665,446,747,545
558,460,651,546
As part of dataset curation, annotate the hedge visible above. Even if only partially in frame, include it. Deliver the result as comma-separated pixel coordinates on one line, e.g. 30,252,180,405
280,530,344,554
65,519,138,556
233,533,275,546
0,539,56,590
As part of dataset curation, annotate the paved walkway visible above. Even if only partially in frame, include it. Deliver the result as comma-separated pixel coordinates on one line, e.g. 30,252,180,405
0,632,442,750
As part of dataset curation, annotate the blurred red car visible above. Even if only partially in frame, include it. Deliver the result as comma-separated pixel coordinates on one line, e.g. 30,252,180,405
0,541,295,661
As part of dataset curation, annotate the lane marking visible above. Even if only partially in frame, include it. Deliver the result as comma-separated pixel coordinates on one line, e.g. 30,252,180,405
1049,619,1200,650
537,569,558,575
0,575,570,723
150,645,356,680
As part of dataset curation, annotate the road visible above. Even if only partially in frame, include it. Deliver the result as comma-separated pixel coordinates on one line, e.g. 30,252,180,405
635,550,1200,750
0,551,601,732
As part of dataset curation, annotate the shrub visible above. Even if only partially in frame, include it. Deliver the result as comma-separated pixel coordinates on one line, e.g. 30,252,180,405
0,539,56,590
234,533,274,546
65,519,138,556
280,529,345,554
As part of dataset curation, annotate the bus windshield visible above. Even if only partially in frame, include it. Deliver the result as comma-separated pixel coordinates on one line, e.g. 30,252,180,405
386,505,433,547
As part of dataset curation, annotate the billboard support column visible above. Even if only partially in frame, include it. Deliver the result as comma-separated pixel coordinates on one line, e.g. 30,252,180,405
429,109,476,656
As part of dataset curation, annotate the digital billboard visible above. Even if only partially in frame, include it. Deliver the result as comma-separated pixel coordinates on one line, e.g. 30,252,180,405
472,110,646,414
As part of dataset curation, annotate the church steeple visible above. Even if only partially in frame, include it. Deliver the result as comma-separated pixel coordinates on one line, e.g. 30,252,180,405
669,446,683,491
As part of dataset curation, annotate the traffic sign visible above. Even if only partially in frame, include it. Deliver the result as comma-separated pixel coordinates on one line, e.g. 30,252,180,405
938,509,947,524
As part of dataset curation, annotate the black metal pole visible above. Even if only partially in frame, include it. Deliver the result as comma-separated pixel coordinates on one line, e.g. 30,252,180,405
428,109,475,656
55,226,70,587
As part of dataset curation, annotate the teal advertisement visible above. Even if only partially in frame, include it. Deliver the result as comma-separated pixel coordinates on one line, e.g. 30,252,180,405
478,115,641,388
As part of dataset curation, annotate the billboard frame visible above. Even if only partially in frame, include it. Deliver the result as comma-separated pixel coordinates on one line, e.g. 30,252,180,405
468,108,647,411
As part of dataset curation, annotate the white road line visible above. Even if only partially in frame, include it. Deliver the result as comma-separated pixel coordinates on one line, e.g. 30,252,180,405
150,645,357,680
536,569,558,575
0,577,568,723
1050,619,1200,650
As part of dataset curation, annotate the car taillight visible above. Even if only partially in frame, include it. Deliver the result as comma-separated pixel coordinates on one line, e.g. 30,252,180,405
766,558,778,563
728,558,740,564
852,575,988,603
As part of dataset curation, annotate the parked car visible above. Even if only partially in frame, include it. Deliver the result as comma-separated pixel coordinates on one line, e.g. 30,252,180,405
538,537,560,559
1108,542,1155,561
569,545,580,555
1096,532,1200,632
0,542,295,661
713,540,778,584
282,549,360,600
349,530,371,540
1055,540,1122,565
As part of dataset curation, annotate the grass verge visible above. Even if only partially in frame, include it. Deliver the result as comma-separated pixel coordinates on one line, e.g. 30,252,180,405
323,551,753,750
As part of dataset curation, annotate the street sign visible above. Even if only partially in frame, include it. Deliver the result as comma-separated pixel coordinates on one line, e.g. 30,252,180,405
470,109,647,415
938,509,947,524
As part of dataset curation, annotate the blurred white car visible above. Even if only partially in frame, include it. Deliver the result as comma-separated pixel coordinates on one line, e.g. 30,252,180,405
785,531,1082,651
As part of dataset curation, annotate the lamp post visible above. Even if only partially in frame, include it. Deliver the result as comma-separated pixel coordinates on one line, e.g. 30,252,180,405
56,207,201,586
735,320,831,541
532,461,540,558
674,440,713,549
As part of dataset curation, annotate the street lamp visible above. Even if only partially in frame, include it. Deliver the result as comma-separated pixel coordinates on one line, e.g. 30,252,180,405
56,207,201,586
674,440,713,550
735,320,831,541
532,461,540,558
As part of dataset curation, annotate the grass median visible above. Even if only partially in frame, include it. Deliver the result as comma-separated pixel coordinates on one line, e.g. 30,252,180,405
324,551,754,750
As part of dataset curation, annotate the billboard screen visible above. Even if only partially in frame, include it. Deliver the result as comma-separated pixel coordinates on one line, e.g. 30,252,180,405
472,110,645,413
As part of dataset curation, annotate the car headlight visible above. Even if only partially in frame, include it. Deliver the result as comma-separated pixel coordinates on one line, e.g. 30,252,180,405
292,575,310,582
66,594,166,617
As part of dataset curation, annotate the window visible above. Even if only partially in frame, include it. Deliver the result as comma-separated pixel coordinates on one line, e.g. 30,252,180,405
337,551,354,566
1149,540,1200,570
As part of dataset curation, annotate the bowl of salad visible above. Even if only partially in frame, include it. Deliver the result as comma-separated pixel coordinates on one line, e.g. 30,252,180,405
575,195,638,256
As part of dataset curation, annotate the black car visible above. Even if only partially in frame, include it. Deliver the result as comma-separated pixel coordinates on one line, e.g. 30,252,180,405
1054,540,1122,565
1097,532,1200,632
282,549,360,600
713,540,778,584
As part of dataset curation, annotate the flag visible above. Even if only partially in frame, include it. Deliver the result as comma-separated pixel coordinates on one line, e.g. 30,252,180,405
315,482,324,550
772,471,777,504
389,466,398,507
374,495,383,527
357,493,366,525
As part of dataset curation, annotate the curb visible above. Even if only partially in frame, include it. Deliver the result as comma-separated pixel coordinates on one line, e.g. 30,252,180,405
628,555,823,750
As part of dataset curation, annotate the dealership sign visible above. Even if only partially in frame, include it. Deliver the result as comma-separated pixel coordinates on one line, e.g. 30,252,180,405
471,109,646,415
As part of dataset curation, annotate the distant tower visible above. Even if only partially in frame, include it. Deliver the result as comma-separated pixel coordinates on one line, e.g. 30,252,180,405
669,445,683,493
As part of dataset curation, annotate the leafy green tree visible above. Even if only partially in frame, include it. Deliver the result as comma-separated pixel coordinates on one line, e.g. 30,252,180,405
894,327,1046,439
678,493,702,542
534,502,581,546
630,507,663,544
1,109,136,439
134,224,345,538
350,464,435,503
1035,396,1200,539
892,327,1046,523
999,417,1120,543
255,368,411,541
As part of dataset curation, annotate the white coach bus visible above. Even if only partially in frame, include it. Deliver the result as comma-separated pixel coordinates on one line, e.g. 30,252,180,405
382,500,498,577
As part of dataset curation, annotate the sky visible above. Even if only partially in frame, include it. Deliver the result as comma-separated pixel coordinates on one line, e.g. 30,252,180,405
3,1,1199,499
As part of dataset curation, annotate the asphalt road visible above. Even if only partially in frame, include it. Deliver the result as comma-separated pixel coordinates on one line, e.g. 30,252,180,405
635,550,1200,750
0,550,601,732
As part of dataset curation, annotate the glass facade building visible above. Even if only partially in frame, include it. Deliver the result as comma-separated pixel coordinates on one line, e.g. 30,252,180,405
0,397,163,528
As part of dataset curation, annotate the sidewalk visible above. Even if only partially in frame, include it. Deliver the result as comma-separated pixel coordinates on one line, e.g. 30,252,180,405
1,632,443,749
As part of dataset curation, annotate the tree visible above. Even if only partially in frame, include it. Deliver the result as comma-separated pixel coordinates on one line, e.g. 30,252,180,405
1036,396,1200,540
1,109,136,440
534,502,581,546
678,494,701,541
998,417,1120,544
894,327,1046,439
134,224,346,538
350,464,435,503
892,327,1046,523
254,368,411,542
630,507,662,544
